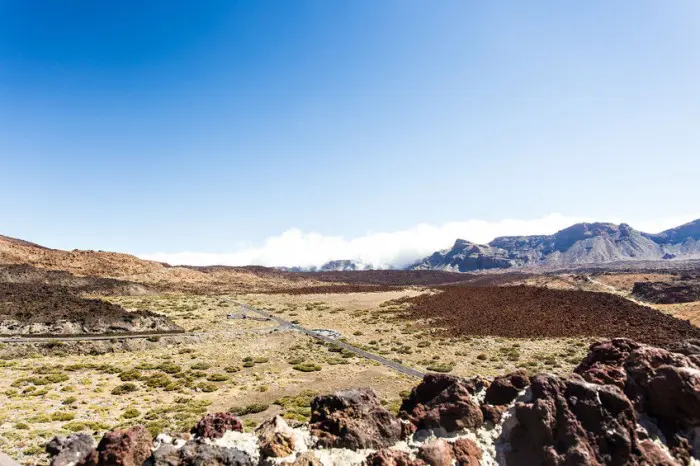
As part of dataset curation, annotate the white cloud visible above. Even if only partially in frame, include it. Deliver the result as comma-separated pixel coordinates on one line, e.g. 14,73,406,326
136,213,699,269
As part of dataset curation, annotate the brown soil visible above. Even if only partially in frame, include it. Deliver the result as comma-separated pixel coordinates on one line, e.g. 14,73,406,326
395,285,700,346
0,282,181,334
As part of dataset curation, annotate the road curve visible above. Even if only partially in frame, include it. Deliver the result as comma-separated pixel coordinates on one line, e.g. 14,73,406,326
227,299,425,379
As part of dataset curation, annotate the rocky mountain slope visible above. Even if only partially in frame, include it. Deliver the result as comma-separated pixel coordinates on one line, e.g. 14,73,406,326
0,235,321,293
411,219,700,272
35,338,700,466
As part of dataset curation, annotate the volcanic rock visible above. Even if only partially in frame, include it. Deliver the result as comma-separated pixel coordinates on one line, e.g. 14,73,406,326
283,451,323,466
309,388,409,449
47,434,98,466
362,449,425,466
96,426,152,466
483,369,529,405
505,374,677,465
256,415,295,458
451,438,482,466
417,439,453,466
480,404,508,425
177,441,253,466
399,374,483,432
191,413,243,439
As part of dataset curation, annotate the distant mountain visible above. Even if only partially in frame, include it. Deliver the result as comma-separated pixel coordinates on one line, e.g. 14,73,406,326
410,219,700,272
279,260,373,272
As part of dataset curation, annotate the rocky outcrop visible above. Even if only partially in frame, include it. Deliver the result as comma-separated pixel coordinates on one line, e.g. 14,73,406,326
399,374,484,432
96,426,152,466
47,434,97,466
191,412,243,439
483,369,529,405
504,374,677,465
35,338,699,466
575,338,700,459
256,416,296,458
633,279,700,304
310,388,410,449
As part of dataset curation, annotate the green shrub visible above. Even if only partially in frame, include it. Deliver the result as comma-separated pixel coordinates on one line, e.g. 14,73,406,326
51,412,76,422
145,373,172,389
190,362,211,370
426,363,454,373
224,366,241,373
112,383,138,395
293,363,321,372
229,403,269,416
158,363,182,374
206,374,229,382
253,357,269,364
119,369,142,382
197,382,218,393
122,408,141,419
62,396,78,405
242,361,255,368
476,353,487,361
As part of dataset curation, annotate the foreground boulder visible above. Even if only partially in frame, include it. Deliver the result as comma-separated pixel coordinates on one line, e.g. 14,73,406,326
505,374,677,465
363,449,424,466
575,338,700,457
256,415,296,458
310,388,410,449
97,426,152,466
483,369,529,405
399,374,483,432
47,434,97,466
190,412,243,439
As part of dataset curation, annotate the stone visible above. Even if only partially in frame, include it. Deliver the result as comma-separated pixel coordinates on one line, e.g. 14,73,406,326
151,443,182,466
451,438,482,466
362,449,425,466
399,374,483,432
178,441,253,466
256,415,295,458
191,413,243,439
284,451,323,466
96,426,152,466
480,404,508,425
504,374,678,466
310,388,409,449
47,434,98,466
417,439,453,466
483,369,529,405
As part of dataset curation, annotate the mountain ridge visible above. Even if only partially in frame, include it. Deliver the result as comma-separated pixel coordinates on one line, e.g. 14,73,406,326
410,219,700,272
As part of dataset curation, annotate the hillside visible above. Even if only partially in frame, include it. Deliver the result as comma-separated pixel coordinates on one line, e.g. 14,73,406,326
411,219,700,272
0,235,316,293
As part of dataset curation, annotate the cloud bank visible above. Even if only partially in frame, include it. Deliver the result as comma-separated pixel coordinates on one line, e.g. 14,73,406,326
137,213,698,269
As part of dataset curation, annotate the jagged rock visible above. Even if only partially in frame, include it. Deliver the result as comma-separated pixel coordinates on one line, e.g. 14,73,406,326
96,426,152,466
47,434,98,466
310,388,409,449
191,413,243,439
363,449,425,466
151,443,181,466
505,374,678,465
177,441,253,466
399,374,483,432
483,369,529,405
451,438,482,466
283,451,322,466
576,338,700,443
417,439,453,466
480,404,508,425
256,415,295,458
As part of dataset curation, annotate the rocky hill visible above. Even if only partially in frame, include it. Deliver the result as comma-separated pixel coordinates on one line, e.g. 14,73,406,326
32,338,700,466
411,219,700,272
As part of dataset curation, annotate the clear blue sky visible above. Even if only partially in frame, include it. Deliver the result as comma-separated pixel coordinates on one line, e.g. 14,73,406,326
1,1,699,256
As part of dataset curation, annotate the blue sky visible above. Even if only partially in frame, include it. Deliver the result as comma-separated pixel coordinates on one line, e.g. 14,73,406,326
1,1,699,266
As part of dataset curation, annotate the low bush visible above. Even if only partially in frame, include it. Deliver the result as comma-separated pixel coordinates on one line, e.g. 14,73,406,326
112,383,138,395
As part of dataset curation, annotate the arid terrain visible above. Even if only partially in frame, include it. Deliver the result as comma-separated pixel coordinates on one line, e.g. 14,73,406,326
0,234,699,464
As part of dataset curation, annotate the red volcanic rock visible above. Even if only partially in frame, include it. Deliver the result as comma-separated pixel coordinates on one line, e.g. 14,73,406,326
480,404,508,425
399,374,483,432
96,426,152,466
506,374,677,466
191,412,243,439
451,438,482,466
483,369,529,405
363,449,425,466
417,439,453,466
310,388,410,450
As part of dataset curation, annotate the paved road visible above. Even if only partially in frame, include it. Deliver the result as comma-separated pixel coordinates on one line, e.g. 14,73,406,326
226,299,425,379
